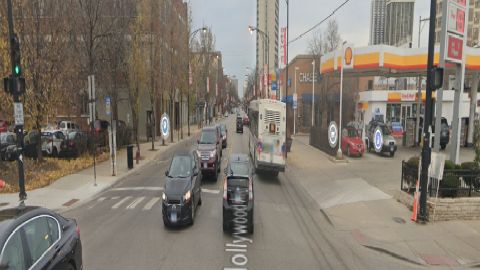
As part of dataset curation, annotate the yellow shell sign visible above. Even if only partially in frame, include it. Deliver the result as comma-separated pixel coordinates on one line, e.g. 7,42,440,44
344,47,353,68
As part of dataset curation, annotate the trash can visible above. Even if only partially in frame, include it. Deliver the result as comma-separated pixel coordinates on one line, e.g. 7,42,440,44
127,145,134,169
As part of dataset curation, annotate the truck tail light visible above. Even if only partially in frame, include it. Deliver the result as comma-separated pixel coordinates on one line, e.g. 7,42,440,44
223,178,227,200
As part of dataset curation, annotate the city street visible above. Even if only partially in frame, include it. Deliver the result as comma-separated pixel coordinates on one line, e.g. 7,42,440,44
63,116,418,270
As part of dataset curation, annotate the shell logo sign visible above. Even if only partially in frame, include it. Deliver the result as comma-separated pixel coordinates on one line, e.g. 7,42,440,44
344,46,354,69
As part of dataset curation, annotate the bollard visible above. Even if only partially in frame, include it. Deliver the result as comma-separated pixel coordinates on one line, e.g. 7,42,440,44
127,145,134,169
136,148,140,164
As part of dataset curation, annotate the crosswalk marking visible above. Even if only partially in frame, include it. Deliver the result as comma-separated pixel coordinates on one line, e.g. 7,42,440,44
126,196,145,209
143,197,160,210
112,196,132,209
111,196,120,200
88,197,107,209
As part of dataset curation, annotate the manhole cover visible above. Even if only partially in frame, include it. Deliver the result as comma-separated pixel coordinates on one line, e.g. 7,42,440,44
0,203,9,207
393,217,406,224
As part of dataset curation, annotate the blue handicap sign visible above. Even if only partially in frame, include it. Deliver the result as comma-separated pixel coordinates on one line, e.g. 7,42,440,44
271,81,278,90
161,114,170,138
374,128,383,152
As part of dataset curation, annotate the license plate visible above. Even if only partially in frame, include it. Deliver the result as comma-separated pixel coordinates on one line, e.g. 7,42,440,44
171,212,177,223
203,162,207,168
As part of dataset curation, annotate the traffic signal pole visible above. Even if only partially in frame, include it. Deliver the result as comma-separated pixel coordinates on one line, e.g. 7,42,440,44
418,0,437,222
6,0,27,201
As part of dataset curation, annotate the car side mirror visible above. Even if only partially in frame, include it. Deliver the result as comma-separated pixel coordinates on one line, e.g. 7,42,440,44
197,139,200,144
165,170,169,176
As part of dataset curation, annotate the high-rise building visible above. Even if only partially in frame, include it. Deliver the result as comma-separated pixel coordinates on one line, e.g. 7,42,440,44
369,0,387,45
256,0,279,93
385,0,415,47
435,0,480,46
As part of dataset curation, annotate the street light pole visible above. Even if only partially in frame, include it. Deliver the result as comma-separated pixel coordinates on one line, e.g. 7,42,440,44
294,67,298,134
312,60,315,127
337,41,347,160
249,26,269,99
187,27,207,137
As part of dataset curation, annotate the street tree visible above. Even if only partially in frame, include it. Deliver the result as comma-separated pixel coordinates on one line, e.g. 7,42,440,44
308,29,324,63
323,19,341,54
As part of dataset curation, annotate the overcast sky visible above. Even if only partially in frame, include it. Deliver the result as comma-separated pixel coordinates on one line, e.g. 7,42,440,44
190,0,431,97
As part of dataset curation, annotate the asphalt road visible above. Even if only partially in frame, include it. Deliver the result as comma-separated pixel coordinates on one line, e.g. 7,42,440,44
64,115,419,270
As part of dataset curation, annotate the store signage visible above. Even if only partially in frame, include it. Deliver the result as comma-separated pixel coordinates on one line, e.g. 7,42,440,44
446,34,464,63
343,46,354,69
401,93,416,102
447,2,465,35
299,72,320,83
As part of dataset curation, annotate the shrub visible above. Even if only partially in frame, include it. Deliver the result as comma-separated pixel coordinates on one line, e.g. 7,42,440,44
461,162,480,188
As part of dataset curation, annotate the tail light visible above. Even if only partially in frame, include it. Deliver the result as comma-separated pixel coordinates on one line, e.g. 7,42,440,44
69,141,75,147
223,178,227,200
248,178,253,201
76,225,80,237
48,139,53,143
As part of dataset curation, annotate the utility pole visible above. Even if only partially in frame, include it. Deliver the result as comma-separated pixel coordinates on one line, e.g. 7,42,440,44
285,0,289,158
418,0,437,222
6,0,26,201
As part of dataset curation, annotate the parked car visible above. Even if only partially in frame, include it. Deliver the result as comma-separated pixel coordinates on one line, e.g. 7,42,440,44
0,205,83,270
418,117,450,150
162,151,202,227
57,121,80,134
22,130,42,158
60,131,88,157
0,120,8,133
390,121,404,138
196,127,222,180
341,126,365,157
218,123,228,149
41,130,65,156
236,116,243,133
243,115,250,126
365,120,397,157
115,120,131,147
0,132,16,161
223,154,254,233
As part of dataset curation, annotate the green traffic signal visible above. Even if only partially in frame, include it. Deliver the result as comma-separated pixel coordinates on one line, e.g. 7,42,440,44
14,65,20,76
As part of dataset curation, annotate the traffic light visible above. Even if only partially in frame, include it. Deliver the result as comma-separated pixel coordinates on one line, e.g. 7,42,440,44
12,34,21,77
3,75,25,96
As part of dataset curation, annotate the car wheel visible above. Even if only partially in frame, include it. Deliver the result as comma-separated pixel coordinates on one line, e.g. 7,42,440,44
66,263,75,270
163,216,170,228
390,151,395,157
198,190,202,205
441,144,446,150
52,147,58,157
223,221,229,232
271,171,279,177
346,147,351,157
248,221,254,234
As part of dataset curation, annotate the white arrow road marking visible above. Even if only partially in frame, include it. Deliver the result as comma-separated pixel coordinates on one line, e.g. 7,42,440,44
143,197,161,210
126,197,145,209
202,188,220,194
112,196,132,209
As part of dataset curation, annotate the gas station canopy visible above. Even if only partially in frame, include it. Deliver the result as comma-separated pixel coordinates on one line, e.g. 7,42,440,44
320,45,480,77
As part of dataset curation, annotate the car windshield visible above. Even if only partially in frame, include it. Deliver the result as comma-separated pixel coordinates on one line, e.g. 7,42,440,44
229,162,249,176
168,156,191,178
199,130,216,144
347,128,357,137
68,132,77,139
0,134,15,144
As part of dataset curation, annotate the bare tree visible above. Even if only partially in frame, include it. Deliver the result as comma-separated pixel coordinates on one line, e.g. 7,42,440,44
308,29,324,63
323,19,341,54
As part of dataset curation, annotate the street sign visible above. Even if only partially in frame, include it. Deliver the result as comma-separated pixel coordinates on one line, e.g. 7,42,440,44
160,113,170,139
446,34,464,63
374,127,383,153
328,121,338,148
293,93,298,109
105,96,111,116
13,102,23,126
271,81,278,91
429,152,446,180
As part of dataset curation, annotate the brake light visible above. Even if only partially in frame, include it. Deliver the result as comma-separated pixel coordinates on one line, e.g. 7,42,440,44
223,178,227,200
76,225,80,237
0,180,5,190
249,178,253,201
69,141,75,147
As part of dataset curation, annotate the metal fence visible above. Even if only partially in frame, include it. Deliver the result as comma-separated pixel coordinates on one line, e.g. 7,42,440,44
401,161,480,198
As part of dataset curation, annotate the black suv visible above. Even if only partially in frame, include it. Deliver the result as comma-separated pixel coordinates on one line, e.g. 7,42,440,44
197,127,222,180
223,154,254,233
419,117,450,150
236,116,243,133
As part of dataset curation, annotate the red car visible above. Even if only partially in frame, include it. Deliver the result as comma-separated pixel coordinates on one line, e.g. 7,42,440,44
341,126,365,157
243,115,250,126
0,120,8,133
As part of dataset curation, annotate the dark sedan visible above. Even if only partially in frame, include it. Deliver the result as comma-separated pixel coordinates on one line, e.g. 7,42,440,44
0,205,82,270
236,117,243,133
60,131,88,157
223,154,254,234
162,151,203,227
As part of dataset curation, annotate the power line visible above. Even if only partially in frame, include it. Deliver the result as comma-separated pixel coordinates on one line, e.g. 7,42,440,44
289,0,352,44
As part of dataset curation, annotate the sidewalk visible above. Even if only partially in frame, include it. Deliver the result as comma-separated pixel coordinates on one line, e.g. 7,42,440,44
287,134,480,267
0,125,202,212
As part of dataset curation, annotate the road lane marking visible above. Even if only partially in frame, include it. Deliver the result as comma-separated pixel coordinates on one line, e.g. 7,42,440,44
112,196,132,209
143,197,160,210
111,196,120,200
126,197,145,209
111,187,164,191
202,188,220,194
88,197,107,209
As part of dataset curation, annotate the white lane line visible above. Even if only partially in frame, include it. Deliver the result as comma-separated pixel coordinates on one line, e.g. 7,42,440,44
88,197,107,209
111,187,164,191
202,188,220,194
126,197,145,209
143,197,161,211
112,196,132,209
111,196,120,200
